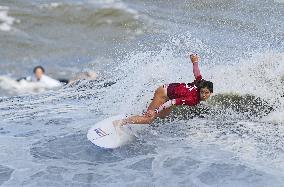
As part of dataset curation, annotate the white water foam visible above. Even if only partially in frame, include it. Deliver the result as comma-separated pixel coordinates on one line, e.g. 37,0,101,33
0,76,51,95
0,6,19,32
263,107,284,124
39,2,63,9
205,51,284,124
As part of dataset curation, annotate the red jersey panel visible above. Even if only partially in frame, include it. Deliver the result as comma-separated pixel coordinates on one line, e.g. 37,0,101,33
167,75,202,106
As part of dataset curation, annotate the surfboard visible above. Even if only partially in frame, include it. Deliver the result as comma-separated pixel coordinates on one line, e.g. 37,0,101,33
87,114,143,149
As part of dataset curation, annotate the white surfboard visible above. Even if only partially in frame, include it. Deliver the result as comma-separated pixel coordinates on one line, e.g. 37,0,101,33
87,114,144,149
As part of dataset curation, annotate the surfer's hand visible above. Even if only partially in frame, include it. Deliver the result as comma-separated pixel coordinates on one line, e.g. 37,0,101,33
145,110,156,118
189,54,199,64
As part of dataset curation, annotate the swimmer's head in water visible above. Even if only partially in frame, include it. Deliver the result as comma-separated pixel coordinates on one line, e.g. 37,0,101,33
198,81,213,101
33,66,45,80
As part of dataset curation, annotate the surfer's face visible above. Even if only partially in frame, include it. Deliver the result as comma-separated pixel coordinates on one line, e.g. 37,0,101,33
34,68,44,80
200,87,211,101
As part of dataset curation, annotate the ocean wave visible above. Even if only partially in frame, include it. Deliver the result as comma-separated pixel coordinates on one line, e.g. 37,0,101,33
36,1,143,30
0,1,147,75
167,93,274,121
87,0,140,16
209,93,274,118
0,165,14,185
39,2,63,9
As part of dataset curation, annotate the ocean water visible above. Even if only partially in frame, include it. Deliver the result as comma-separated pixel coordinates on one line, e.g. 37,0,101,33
0,0,283,186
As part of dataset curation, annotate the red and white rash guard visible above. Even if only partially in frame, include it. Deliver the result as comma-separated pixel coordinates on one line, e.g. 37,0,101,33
155,62,203,113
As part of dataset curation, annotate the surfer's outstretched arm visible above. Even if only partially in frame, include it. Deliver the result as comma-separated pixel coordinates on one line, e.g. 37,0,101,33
190,54,203,81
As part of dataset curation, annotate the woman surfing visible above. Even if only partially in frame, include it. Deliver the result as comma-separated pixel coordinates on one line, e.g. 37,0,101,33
114,53,213,126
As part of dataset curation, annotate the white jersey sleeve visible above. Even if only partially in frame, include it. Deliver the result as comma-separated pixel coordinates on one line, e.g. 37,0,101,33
39,75,62,88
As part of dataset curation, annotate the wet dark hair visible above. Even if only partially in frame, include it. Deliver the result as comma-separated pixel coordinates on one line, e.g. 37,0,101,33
33,66,45,73
195,80,213,93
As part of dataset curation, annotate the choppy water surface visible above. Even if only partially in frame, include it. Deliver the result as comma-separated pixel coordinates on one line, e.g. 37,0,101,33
0,0,283,186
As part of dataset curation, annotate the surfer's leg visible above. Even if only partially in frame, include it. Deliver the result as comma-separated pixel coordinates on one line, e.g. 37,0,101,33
113,85,169,126
125,115,155,124
115,107,172,125
147,85,172,119
113,115,155,126
147,85,169,111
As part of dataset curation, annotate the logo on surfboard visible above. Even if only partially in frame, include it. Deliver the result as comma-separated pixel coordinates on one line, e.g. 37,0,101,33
94,128,109,137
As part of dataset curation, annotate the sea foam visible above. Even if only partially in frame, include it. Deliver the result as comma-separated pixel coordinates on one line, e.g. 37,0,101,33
0,6,18,32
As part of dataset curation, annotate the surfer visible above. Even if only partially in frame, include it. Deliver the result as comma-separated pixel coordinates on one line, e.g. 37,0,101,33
17,66,97,88
114,53,213,126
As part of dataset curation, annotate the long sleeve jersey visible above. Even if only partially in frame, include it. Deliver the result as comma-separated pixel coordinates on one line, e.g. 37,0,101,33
155,62,203,113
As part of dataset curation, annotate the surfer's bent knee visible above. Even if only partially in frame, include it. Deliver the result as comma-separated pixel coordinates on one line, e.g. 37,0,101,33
154,85,168,98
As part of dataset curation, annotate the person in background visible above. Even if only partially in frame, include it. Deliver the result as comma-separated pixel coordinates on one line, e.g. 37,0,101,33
17,65,97,88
